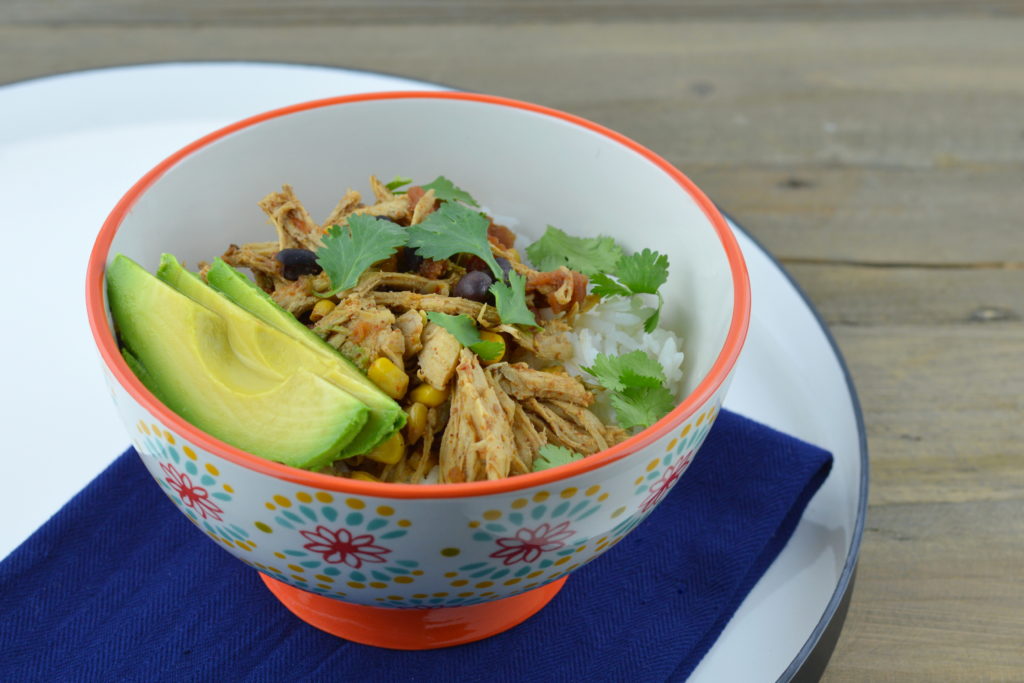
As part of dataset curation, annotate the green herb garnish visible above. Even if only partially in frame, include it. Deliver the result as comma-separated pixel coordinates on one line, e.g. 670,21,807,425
525,225,623,276
425,312,503,361
532,444,585,471
421,175,479,207
590,249,670,333
384,175,413,192
489,271,538,328
316,214,407,297
406,202,502,278
583,350,676,430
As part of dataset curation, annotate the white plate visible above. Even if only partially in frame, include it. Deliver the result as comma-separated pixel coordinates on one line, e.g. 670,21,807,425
0,62,866,681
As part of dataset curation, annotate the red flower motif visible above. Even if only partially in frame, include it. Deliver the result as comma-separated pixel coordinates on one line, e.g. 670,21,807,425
490,521,575,566
300,526,391,568
160,462,223,521
640,452,693,513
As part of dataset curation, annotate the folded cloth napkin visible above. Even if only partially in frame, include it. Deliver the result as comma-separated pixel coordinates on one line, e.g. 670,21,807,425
0,410,831,682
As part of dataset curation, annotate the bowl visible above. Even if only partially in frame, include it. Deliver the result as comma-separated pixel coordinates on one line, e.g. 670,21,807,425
86,92,750,649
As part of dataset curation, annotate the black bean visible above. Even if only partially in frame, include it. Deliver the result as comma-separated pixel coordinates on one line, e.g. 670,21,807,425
397,247,424,273
495,257,513,284
276,248,322,280
453,270,494,302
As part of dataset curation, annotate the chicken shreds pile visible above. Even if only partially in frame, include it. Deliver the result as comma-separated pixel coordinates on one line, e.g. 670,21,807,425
212,177,628,484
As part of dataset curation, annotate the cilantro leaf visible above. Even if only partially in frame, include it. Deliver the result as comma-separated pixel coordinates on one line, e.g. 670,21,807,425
425,312,503,361
406,202,502,278
524,226,623,276
589,272,632,299
642,304,661,334
614,249,669,295
583,350,667,392
490,270,539,327
532,444,585,472
316,215,407,296
609,385,678,430
385,175,413,192
421,176,479,207
583,351,676,430
589,249,670,332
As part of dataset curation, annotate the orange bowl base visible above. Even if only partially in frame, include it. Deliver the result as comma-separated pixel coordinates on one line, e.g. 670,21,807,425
260,573,568,650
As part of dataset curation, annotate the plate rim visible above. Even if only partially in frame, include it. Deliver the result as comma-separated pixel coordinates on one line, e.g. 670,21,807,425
0,60,869,680
721,212,868,681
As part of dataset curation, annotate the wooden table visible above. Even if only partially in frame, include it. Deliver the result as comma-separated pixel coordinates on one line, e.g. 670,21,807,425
3,2,1021,679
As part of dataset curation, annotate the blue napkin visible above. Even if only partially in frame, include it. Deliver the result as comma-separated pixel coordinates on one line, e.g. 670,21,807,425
0,410,831,682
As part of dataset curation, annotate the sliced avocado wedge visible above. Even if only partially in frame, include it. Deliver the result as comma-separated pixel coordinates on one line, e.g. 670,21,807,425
108,254,368,469
204,258,405,455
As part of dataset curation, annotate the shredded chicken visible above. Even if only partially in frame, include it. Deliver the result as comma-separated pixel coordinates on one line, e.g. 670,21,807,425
491,362,594,405
313,295,404,370
369,291,502,328
221,241,281,291
486,371,545,472
410,188,437,225
353,271,453,296
260,185,324,251
394,310,425,359
417,322,462,391
440,350,517,482
321,188,363,231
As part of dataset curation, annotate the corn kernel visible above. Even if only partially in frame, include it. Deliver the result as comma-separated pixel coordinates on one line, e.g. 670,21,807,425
349,471,380,482
368,357,409,400
409,383,449,408
478,331,506,365
405,402,428,444
309,299,336,322
506,248,521,262
366,432,405,465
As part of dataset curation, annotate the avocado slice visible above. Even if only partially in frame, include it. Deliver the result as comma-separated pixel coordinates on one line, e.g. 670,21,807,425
204,258,405,455
107,254,369,469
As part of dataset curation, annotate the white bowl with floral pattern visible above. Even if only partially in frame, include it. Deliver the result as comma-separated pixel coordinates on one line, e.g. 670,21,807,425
86,92,750,649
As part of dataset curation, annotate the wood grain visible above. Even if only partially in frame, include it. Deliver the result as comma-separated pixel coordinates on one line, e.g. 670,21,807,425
3,1,1023,26
2,8,1021,680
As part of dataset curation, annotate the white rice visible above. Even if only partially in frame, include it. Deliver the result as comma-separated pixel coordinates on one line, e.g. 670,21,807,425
564,296,686,407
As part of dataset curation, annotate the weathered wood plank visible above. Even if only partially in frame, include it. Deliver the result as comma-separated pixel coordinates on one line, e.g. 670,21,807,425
824,324,1024,679
1,20,1022,172
2,0,1022,26
834,324,1024,472
826,499,1024,681
777,265,1024,326
691,165,1024,263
